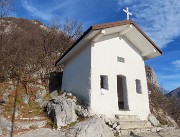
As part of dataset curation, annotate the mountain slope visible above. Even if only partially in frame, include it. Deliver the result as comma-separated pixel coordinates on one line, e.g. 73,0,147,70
165,87,180,126
166,87,180,98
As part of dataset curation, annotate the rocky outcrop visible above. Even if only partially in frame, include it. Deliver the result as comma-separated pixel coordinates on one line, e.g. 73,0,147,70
145,65,158,85
35,88,47,106
45,96,78,127
44,91,90,128
65,117,114,137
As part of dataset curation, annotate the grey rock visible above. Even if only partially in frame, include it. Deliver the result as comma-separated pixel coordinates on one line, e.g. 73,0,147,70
71,96,77,103
0,117,12,130
8,80,13,85
115,125,121,131
65,117,114,137
23,94,29,104
133,128,141,134
45,96,78,127
3,89,10,102
61,92,67,97
108,121,113,126
120,130,129,135
35,89,47,106
140,128,150,133
148,114,159,126
77,105,82,109
50,90,58,98
67,93,72,96
145,65,158,85
156,127,163,132
112,123,117,129
15,110,21,118
75,105,89,118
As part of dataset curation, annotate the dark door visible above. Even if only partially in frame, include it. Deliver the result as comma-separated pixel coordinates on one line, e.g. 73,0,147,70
117,76,124,109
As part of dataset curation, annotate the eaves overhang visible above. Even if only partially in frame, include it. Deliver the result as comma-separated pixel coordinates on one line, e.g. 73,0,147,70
55,20,162,65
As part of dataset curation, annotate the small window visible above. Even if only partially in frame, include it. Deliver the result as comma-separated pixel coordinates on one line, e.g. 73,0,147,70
100,75,108,90
136,79,142,94
117,56,125,63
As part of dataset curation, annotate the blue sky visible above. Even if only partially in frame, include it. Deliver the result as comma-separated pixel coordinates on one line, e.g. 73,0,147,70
10,0,180,91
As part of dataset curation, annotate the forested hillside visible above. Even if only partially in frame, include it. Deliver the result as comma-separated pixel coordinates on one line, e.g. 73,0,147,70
0,17,83,82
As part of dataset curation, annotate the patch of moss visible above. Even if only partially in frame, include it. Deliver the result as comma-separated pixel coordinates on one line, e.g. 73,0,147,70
29,125,38,130
43,93,51,101
61,121,78,129
58,90,64,96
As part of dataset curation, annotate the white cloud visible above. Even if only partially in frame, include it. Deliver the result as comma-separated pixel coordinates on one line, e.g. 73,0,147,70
21,0,71,21
172,60,180,69
118,0,180,48
22,1,53,21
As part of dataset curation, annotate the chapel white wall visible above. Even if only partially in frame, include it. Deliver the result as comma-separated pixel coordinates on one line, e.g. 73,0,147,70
90,34,150,120
61,44,91,105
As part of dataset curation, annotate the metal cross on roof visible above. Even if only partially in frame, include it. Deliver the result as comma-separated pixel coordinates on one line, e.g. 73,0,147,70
123,7,132,20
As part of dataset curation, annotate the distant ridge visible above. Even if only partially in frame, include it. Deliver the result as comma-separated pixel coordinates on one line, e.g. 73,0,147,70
166,87,180,98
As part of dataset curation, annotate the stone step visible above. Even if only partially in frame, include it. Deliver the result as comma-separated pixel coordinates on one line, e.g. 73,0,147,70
117,121,152,130
115,114,140,121
118,127,163,136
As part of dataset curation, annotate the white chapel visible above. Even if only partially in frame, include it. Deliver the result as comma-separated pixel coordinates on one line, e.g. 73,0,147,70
56,20,162,120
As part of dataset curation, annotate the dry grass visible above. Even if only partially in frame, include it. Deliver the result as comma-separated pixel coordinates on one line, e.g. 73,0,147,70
1,82,45,118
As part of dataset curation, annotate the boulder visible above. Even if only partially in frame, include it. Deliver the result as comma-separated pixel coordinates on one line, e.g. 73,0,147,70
45,96,78,127
65,117,114,137
148,114,159,126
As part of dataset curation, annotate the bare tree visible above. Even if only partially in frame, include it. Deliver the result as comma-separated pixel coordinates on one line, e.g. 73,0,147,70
62,17,83,41
0,17,83,93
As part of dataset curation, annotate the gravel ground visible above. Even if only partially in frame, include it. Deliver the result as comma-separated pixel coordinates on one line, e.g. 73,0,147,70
11,128,180,137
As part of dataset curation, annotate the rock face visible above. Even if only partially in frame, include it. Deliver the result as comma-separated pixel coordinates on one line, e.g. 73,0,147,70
65,117,114,137
45,96,78,127
145,65,158,85
35,88,47,106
